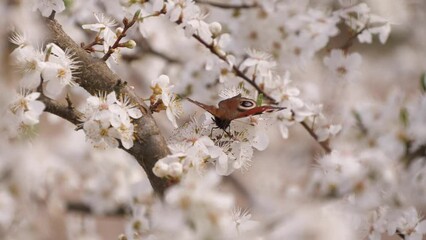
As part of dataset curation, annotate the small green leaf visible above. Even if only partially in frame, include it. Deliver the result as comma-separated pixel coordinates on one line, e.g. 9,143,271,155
256,93,264,106
400,107,409,127
420,73,426,93
63,0,73,9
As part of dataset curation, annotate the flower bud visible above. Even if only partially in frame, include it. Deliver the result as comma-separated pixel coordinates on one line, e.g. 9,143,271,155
209,22,222,37
116,27,124,36
123,40,137,49
169,162,183,178
153,161,169,177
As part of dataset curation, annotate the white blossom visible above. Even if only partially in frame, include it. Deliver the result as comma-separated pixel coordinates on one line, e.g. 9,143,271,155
33,0,65,17
337,3,391,44
41,43,79,99
82,13,118,53
83,118,119,149
165,96,183,128
9,90,45,126
324,49,362,82
151,74,174,106
10,44,45,89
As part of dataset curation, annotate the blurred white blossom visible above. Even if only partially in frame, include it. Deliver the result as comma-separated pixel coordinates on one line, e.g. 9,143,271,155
323,49,362,82
33,0,65,17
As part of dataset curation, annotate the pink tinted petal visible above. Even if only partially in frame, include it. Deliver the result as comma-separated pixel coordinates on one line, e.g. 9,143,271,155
28,101,46,114
41,63,62,82
157,75,170,87
128,108,142,119
20,72,41,89
104,136,119,148
106,91,117,104
44,78,65,99
251,131,269,151
215,153,230,176
108,104,123,115
162,93,171,106
169,8,181,22
279,124,289,139
416,221,426,233
26,92,40,101
109,114,121,128
87,96,100,107
121,138,134,150
23,111,40,125
166,108,178,128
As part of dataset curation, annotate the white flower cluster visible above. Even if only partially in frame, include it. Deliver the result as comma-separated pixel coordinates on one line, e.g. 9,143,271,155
150,75,183,128
321,2,391,81
267,71,341,140
324,49,362,82
10,34,79,99
337,3,391,44
81,91,142,149
369,207,426,240
33,0,65,17
79,149,144,214
9,90,45,127
9,32,79,128
124,171,255,240
82,12,118,57
134,0,235,69
154,114,269,179
284,8,340,64
82,12,137,62
308,150,396,201
304,149,426,240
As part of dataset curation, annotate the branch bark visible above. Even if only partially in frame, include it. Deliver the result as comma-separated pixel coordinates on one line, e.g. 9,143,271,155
43,18,171,195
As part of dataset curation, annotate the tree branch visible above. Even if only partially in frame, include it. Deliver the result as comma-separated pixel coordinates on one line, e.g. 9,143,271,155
39,94,83,126
44,18,171,195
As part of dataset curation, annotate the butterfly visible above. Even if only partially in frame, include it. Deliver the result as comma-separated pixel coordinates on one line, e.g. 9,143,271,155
187,94,285,136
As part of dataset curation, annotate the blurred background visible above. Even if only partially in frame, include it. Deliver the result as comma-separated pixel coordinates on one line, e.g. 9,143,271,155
1,0,426,239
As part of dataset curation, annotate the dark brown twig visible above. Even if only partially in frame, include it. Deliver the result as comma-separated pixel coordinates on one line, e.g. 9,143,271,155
340,25,368,50
300,121,332,153
48,10,56,20
82,36,104,52
102,16,138,61
38,93,83,126
67,202,128,216
195,0,258,9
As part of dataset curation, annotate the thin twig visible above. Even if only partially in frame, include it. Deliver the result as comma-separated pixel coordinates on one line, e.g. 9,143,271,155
102,17,137,61
192,34,277,104
48,10,56,20
300,121,332,153
67,202,128,216
340,25,368,50
195,0,258,9
38,93,83,126
82,37,104,52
